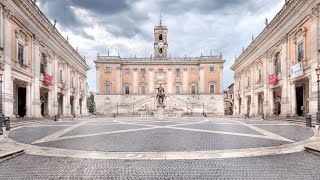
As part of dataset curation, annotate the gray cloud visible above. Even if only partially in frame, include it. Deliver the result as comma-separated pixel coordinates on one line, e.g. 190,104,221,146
38,0,284,90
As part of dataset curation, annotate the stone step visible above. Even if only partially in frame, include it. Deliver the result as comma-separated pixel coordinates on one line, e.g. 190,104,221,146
304,142,320,156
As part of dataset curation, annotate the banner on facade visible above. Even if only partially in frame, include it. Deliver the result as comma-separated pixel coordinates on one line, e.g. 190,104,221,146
290,62,303,79
44,74,52,86
269,73,277,85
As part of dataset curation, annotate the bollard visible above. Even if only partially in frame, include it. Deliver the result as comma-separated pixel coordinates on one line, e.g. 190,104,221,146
4,117,10,131
54,115,58,121
0,116,3,135
306,115,312,127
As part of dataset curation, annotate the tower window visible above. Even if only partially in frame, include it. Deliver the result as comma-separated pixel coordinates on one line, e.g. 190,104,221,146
159,48,163,56
159,34,163,41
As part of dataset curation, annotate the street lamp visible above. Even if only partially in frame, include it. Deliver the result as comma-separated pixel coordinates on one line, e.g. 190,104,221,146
316,67,320,124
187,97,189,116
0,47,4,135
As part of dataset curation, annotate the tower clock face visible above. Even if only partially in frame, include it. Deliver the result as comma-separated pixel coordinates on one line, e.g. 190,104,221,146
158,42,164,48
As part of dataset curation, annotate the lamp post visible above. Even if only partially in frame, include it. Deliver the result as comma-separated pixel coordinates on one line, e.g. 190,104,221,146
316,67,320,124
187,97,189,116
261,94,265,120
0,47,4,135
117,103,118,117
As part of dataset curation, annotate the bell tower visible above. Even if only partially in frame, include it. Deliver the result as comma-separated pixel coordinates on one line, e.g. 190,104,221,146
154,19,168,59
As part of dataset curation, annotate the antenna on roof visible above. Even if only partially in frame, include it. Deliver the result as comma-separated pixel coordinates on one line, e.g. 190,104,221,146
252,35,254,41
210,49,212,57
235,54,237,60
76,46,78,52
107,50,109,56
118,52,120,57
201,52,203,57
242,46,245,52
160,11,163,26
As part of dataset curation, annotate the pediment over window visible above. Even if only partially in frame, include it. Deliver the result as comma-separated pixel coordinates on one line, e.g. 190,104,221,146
15,28,29,45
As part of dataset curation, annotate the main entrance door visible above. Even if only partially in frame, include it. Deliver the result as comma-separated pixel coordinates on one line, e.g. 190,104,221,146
18,87,26,117
296,86,304,116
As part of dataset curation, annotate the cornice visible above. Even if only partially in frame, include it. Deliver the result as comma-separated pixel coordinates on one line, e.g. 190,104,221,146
232,0,307,70
9,0,90,72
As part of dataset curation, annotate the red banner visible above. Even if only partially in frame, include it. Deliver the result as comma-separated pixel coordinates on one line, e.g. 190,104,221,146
269,73,277,85
44,74,52,86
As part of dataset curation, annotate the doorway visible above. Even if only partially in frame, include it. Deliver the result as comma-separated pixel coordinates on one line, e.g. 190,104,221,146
79,98,82,115
296,86,304,116
247,96,251,115
18,87,26,117
58,93,63,116
70,96,74,116
238,98,242,114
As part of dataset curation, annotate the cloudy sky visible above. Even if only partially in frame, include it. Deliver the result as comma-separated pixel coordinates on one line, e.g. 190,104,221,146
37,0,284,91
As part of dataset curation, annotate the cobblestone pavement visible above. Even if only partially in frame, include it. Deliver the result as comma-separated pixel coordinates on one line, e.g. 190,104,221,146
0,117,318,179
1,152,320,179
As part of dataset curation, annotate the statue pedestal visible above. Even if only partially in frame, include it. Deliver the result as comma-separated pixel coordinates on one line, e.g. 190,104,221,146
156,104,165,118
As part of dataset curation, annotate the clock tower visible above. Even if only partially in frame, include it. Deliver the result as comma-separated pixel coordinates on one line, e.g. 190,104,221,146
154,20,168,59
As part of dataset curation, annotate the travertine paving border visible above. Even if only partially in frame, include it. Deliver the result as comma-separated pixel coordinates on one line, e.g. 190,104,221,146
6,117,318,160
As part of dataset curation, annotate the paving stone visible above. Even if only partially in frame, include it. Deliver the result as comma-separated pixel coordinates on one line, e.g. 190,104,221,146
8,126,70,144
37,128,289,152
0,152,320,179
255,125,314,142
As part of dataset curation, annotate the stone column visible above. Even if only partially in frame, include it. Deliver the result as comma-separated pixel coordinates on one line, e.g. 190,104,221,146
291,83,297,116
149,68,154,94
254,93,259,115
96,65,100,94
269,89,274,116
47,90,52,116
2,11,14,118
133,68,138,94
116,67,121,95
220,65,224,94
309,6,320,116
26,83,31,117
65,64,71,116
199,67,205,94
183,68,188,94
167,68,172,94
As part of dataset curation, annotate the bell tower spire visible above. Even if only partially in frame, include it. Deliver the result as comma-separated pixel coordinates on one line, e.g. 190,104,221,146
154,14,168,59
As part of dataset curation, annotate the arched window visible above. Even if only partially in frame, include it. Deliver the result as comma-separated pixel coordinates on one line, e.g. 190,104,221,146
275,52,281,74
159,34,163,41
159,48,163,54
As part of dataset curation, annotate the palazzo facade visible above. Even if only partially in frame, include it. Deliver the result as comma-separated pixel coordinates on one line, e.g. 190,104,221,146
0,0,90,119
95,23,225,116
231,0,320,118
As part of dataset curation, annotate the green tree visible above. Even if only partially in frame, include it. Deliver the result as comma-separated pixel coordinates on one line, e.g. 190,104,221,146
86,91,95,114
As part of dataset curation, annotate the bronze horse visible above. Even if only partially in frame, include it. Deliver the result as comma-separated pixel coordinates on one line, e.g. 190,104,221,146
156,84,165,105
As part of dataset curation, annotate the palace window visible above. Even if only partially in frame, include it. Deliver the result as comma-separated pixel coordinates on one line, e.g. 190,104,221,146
210,84,215,94
258,69,262,82
209,66,215,72
298,43,304,62
158,68,163,73
275,52,281,74
59,69,63,82
141,68,146,74
105,84,111,95
125,68,130,74
247,76,250,87
71,77,74,88
106,67,111,73
125,85,130,95
141,85,146,95
175,86,181,94
18,44,24,65
191,68,195,74
191,86,196,94
175,68,180,74
40,53,46,74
